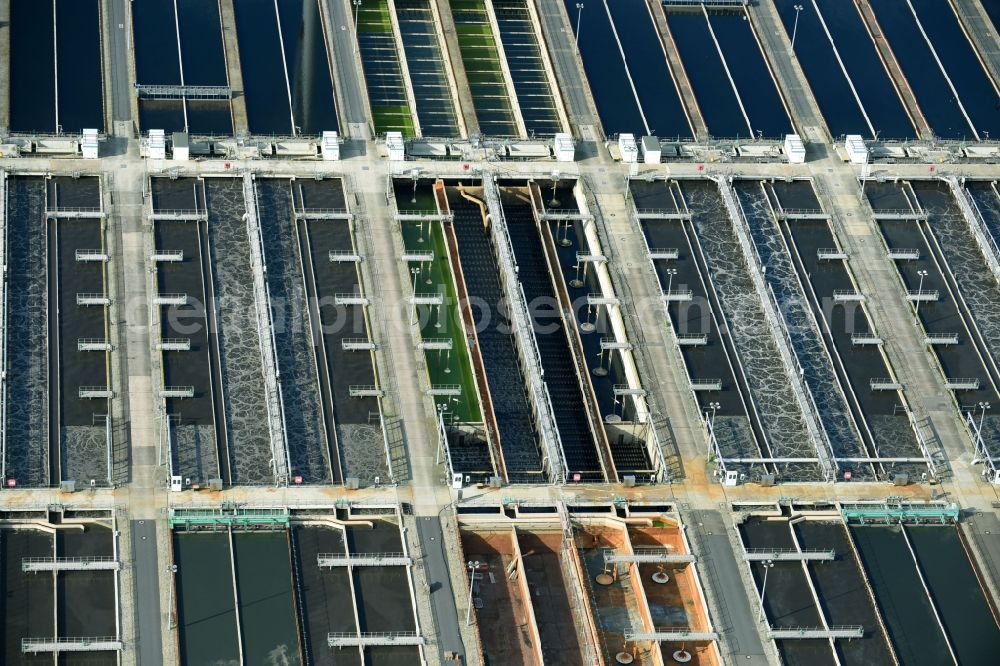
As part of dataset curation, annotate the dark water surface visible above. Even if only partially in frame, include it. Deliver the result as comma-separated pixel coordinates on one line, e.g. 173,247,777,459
851,525,952,664
909,0,999,138
870,0,975,139
708,9,790,138
174,532,241,664
55,0,104,132
809,0,915,139
666,10,748,138
908,526,1000,664
233,531,302,664
10,0,56,133
606,0,691,139
276,0,340,134
772,0,869,137
565,0,645,136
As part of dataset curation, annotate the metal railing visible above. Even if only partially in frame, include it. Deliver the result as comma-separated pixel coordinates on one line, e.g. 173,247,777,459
23,637,123,653
151,250,184,262
0,171,6,481
833,289,864,301
767,626,863,639
135,84,233,99
742,548,834,561
662,0,747,6
871,209,927,220
906,289,939,301
775,208,830,220
77,339,112,351
327,631,424,647
292,207,352,220
22,556,120,572
75,249,108,262
79,387,113,399
634,208,692,220
349,385,383,397
44,206,104,218
77,293,111,305
870,379,902,390
317,552,412,567
148,209,207,221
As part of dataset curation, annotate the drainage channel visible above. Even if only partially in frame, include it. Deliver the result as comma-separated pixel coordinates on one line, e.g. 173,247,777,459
736,180,872,479
629,179,770,483
9,0,104,134
297,179,388,486
772,182,928,481
665,5,790,139
449,0,521,136
132,0,233,135
775,0,917,140
234,0,339,136
869,0,991,139
445,182,549,483
394,0,462,137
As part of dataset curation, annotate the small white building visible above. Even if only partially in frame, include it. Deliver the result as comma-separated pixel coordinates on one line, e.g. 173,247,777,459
321,131,340,161
148,129,166,160
844,134,868,165
784,134,805,164
81,129,99,159
386,131,405,161
618,133,638,163
172,132,189,161
553,132,574,162
641,135,660,164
